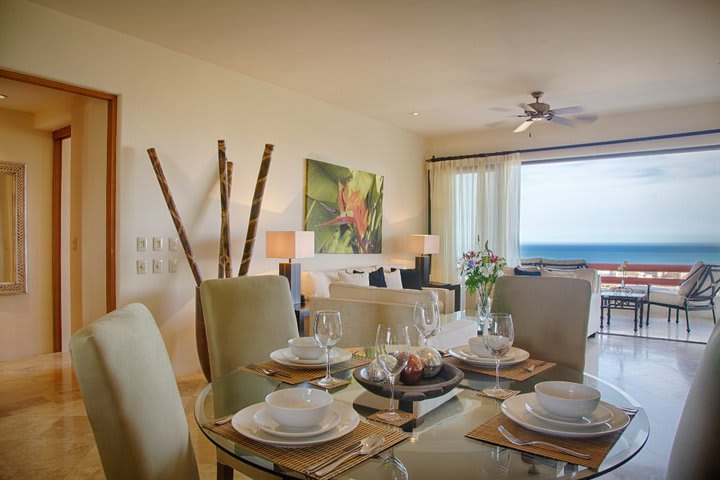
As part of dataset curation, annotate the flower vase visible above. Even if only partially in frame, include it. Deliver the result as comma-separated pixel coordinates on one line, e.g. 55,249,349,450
477,291,492,323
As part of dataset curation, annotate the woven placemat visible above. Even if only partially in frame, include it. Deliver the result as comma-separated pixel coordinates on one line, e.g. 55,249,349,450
205,420,408,480
240,355,372,384
367,410,417,427
476,388,520,400
465,412,634,470
446,357,556,381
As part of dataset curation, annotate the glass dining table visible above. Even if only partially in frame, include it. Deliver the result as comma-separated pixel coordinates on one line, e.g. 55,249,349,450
195,353,649,479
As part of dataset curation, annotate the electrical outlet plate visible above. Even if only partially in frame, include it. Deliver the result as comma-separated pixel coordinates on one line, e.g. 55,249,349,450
136,236,147,252
152,259,164,274
168,237,179,252
153,236,163,251
168,258,178,273
136,259,147,274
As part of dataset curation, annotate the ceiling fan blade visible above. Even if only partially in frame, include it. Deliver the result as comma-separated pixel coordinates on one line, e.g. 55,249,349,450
549,116,575,127
550,106,583,115
513,120,533,133
519,103,537,113
574,114,599,123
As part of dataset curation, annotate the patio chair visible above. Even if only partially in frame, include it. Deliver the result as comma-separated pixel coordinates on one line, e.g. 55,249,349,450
644,263,719,333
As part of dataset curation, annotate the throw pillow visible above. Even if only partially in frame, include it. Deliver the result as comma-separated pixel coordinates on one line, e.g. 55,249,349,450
514,267,541,277
359,268,387,288
678,261,706,297
384,268,403,289
301,271,333,298
398,268,422,290
338,270,370,286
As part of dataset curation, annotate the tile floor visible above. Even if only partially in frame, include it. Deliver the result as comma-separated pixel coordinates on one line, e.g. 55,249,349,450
0,310,712,480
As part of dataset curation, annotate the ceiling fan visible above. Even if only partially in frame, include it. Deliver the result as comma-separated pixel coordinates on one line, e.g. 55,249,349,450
513,91,597,133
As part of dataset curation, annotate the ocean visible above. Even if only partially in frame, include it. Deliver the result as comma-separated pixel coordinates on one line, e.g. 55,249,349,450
519,243,720,265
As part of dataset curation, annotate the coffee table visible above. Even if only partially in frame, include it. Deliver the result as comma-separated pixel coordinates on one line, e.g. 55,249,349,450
600,291,647,332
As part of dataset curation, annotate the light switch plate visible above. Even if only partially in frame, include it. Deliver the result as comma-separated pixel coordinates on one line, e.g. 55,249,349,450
152,259,164,274
153,236,163,251
168,258,178,273
168,237,179,252
136,236,147,252
136,259,147,274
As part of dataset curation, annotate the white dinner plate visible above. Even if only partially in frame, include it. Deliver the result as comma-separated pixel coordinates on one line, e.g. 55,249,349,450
524,395,613,427
502,393,629,438
270,347,352,369
281,348,341,365
231,400,359,447
252,404,341,438
448,345,529,367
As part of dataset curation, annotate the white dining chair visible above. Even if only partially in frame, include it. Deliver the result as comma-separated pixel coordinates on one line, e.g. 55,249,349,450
491,276,592,372
70,303,199,480
667,321,720,479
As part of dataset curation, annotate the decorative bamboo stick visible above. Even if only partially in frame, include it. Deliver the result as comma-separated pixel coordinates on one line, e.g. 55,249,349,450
217,140,232,278
147,148,204,286
238,144,274,276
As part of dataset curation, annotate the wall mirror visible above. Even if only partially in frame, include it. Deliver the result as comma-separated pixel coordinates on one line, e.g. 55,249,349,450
0,161,26,295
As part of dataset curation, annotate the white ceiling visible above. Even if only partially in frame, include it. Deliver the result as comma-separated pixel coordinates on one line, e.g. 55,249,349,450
30,0,720,136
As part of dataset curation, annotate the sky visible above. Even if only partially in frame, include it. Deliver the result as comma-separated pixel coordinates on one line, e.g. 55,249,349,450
520,149,720,244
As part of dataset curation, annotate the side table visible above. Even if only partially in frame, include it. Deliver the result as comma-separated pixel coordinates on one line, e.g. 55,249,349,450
423,281,461,312
600,291,647,332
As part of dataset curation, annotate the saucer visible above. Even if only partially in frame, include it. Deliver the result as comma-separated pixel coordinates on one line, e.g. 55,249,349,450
281,348,340,365
524,394,613,427
231,400,359,447
270,347,352,369
253,405,341,438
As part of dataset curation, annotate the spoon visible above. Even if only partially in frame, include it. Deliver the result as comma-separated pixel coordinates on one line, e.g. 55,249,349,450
315,433,385,477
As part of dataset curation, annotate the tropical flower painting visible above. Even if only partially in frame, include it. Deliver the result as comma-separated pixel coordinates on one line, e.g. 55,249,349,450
304,159,383,254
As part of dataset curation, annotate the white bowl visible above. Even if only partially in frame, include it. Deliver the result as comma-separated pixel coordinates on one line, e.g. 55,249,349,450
534,381,601,419
468,336,493,358
288,337,324,360
265,388,333,428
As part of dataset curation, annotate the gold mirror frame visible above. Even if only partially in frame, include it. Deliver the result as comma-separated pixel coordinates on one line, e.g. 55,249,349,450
0,161,27,295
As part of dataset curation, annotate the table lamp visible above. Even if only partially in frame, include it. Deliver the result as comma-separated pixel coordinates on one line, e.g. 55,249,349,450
266,231,315,306
408,234,440,285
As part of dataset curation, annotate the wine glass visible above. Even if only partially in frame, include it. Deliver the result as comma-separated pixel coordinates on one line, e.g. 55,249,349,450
482,313,514,398
375,324,411,421
413,301,440,347
313,310,343,387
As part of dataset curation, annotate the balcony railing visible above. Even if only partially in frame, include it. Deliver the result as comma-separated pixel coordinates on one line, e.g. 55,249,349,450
587,263,690,289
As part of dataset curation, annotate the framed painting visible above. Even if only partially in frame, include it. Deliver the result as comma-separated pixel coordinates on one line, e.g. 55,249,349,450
304,159,383,254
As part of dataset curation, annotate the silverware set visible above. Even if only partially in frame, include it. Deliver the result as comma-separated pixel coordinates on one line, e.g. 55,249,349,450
247,364,292,378
304,433,385,477
497,425,592,459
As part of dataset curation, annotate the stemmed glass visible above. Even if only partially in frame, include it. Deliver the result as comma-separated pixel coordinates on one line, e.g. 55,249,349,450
482,313,514,398
375,324,411,421
413,302,440,347
313,310,343,388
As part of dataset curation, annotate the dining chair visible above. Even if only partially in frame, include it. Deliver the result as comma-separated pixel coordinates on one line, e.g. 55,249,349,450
200,275,299,480
667,318,720,479
644,262,719,332
70,303,199,480
491,276,591,372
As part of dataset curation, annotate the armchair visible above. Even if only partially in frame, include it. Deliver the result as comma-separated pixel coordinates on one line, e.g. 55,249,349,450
644,262,719,332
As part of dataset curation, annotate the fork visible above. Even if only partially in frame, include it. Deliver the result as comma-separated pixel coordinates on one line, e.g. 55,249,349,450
247,365,292,378
497,425,591,459
305,441,362,473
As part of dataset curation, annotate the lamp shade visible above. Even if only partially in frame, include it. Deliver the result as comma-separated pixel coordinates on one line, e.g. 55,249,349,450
266,231,315,259
408,234,440,255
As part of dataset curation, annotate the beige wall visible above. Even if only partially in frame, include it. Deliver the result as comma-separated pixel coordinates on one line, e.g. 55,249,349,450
0,108,53,360
0,0,426,373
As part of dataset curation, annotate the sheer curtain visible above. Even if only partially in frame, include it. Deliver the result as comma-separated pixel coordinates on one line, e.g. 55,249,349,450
429,153,521,284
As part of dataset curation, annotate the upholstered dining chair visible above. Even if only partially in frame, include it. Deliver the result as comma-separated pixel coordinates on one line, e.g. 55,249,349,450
70,303,199,480
200,275,299,480
491,276,592,372
644,262,719,333
667,320,720,479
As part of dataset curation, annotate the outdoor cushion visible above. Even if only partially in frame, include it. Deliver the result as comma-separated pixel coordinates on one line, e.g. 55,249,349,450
678,261,705,297
647,290,685,307
514,267,541,276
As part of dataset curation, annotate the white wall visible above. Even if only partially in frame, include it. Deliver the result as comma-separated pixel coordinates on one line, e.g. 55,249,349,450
0,108,53,360
0,0,426,373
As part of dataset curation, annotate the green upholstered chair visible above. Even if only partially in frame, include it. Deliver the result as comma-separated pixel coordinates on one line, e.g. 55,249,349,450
667,321,720,479
199,275,299,379
70,303,199,480
200,275,300,479
491,275,592,372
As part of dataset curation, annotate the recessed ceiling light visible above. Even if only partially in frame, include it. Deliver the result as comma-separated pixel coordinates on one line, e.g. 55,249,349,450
0,94,7,100
411,112,420,116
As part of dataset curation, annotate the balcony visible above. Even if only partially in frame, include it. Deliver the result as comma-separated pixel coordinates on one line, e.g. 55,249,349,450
588,263,690,290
